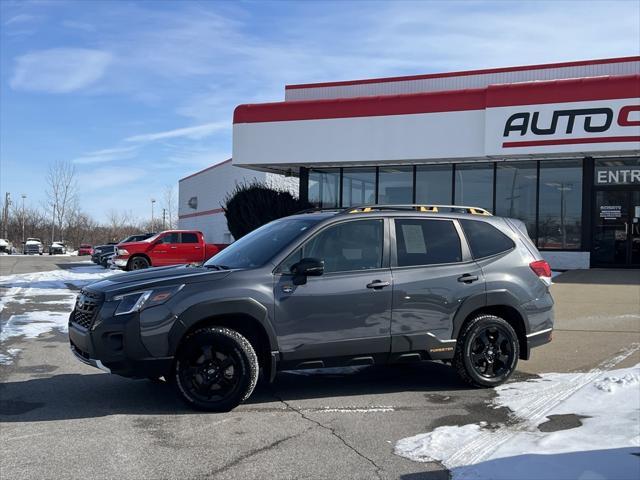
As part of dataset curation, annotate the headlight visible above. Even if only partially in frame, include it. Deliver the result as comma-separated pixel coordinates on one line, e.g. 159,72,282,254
117,248,129,256
113,285,184,316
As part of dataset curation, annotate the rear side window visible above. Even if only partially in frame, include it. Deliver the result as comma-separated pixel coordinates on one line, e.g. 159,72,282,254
460,219,515,259
181,233,198,243
394,219,462,267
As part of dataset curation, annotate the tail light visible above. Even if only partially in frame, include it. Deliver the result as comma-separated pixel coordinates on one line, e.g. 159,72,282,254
530,260,552,279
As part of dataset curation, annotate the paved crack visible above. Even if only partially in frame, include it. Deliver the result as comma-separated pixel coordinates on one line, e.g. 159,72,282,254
200,430,306,479
271,389,384,480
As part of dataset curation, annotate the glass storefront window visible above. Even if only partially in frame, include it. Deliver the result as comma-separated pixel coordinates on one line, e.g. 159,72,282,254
495,161,537,240
378,166,413,204
454,163,494,212
309,168,339,208
538,160,582,250
342,167,376,207
415,165,453,205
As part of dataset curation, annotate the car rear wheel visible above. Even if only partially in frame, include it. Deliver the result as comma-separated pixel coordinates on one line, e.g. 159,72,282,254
173,327,259,412
454,314,519,388
128,256,150,270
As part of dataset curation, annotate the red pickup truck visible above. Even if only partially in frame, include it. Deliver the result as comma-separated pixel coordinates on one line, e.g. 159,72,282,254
114,230,226,271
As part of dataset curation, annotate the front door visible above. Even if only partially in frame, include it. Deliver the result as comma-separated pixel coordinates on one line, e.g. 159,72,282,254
592,189,640,267
273,218,392,365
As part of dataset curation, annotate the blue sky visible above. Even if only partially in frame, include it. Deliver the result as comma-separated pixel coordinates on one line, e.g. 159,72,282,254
1,0,639,222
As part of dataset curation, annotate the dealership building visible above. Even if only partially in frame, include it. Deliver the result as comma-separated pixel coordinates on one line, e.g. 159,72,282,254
230,56,639,269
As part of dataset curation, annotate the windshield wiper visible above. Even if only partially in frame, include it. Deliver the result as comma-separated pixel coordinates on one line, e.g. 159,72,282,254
204,264,230,270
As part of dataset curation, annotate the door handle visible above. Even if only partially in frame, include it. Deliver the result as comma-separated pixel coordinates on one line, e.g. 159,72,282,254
367,280,390,289
194,246,201,249
458,274,479,283
170,246,178,249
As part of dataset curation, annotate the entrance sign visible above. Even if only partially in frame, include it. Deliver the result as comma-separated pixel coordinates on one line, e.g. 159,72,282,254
595,166,640,185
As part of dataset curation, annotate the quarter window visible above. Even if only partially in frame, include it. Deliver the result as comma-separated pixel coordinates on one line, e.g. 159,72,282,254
282,220,384,274
394,219,462,266
460,219,514,258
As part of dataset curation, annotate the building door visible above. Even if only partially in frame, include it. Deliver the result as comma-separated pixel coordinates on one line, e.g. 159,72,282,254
592,189,640,267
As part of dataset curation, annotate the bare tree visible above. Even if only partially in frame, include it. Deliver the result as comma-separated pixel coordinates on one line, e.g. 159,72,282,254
162,184,178,229
45,160,78,241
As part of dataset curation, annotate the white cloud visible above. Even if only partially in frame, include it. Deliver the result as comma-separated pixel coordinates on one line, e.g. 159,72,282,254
4,14,40,26
61,20,96,32
77,166,146,190
124,122,229,143
10,48,113,93
72,145,139,164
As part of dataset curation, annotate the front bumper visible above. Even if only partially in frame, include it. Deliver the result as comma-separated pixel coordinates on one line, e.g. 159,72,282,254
68,306,173,379
114,257,128,268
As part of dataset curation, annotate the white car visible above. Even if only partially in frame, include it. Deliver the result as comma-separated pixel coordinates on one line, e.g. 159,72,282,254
24,238,44,255
0,238,14,255
49,241,67,255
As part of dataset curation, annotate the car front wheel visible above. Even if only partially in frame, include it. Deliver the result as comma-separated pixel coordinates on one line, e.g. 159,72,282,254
454,314,519,388
128,256,150,270
173,327,259,411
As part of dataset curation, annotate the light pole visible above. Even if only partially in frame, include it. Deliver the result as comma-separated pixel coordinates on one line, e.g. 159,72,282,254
151,198,156,231
21,194,26,244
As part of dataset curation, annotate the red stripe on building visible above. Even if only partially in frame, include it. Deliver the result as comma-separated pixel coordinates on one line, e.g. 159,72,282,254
234,75,640,124
502,136,640,148
179,159,232,182
178,208,225,219
285,56,640,90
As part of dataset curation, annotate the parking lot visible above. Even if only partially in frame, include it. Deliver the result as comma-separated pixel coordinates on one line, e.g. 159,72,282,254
1,255,639,479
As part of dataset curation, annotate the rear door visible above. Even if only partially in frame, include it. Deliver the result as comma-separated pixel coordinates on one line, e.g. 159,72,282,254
390,217,484,357
179,232,202,263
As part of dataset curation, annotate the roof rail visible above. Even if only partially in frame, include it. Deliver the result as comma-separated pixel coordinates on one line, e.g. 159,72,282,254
343,204,492,216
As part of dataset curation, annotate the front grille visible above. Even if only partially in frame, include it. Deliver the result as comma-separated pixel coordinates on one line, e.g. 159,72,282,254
72,289,104,330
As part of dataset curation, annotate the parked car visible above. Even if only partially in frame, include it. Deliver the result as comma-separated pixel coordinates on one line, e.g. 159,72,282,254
49,241,67,255
69,204,554,412
24,238,43,255
78,244,93,256
91,245,117,264
0,238,14,254
119,233,155,244
113,230,226,271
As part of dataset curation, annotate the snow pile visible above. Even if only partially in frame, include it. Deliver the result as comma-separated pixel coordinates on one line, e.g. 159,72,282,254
395,360,640,480
0,265,116,349
0,348,21,365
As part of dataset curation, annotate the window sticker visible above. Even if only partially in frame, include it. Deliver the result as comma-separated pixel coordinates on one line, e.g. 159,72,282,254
402,224,427,254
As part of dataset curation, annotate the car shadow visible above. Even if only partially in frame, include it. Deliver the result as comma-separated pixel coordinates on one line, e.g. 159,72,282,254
0,361,485,422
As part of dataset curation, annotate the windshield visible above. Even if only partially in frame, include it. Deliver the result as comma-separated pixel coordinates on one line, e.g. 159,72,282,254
204,216,323,269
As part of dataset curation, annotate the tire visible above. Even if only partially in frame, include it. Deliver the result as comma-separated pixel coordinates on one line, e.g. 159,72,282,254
173,327,259,412
453,314,519,388
128,256,150,270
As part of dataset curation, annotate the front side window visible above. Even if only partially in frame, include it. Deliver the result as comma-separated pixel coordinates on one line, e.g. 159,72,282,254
159,233,180,244
282,219,384,274
394,219,461,267
460,219,514,258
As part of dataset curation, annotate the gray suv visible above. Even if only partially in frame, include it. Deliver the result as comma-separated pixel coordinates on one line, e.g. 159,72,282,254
69,205,554,411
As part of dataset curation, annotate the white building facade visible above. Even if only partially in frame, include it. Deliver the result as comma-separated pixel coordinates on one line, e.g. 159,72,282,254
232,56,640,270
178,159,298,244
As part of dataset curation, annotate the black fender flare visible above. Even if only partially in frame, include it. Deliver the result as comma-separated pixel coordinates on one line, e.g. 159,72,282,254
451,289,528,339
168,297,278,356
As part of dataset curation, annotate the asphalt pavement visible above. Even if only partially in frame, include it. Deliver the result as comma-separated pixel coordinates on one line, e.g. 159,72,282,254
1,255,639,479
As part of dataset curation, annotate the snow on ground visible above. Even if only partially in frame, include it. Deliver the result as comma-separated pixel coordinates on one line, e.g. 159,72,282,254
0,264,116,362
395,351,640,480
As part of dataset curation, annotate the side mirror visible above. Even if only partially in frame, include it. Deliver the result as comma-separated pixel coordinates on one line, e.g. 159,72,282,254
291,257,324,277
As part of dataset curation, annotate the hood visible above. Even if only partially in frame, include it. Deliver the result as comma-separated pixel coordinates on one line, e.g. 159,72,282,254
85,265,231,296
25,240,42,245
118,240,150,250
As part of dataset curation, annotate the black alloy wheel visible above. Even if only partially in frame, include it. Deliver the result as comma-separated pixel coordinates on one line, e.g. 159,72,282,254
454,314,519,388
173,327,258,411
